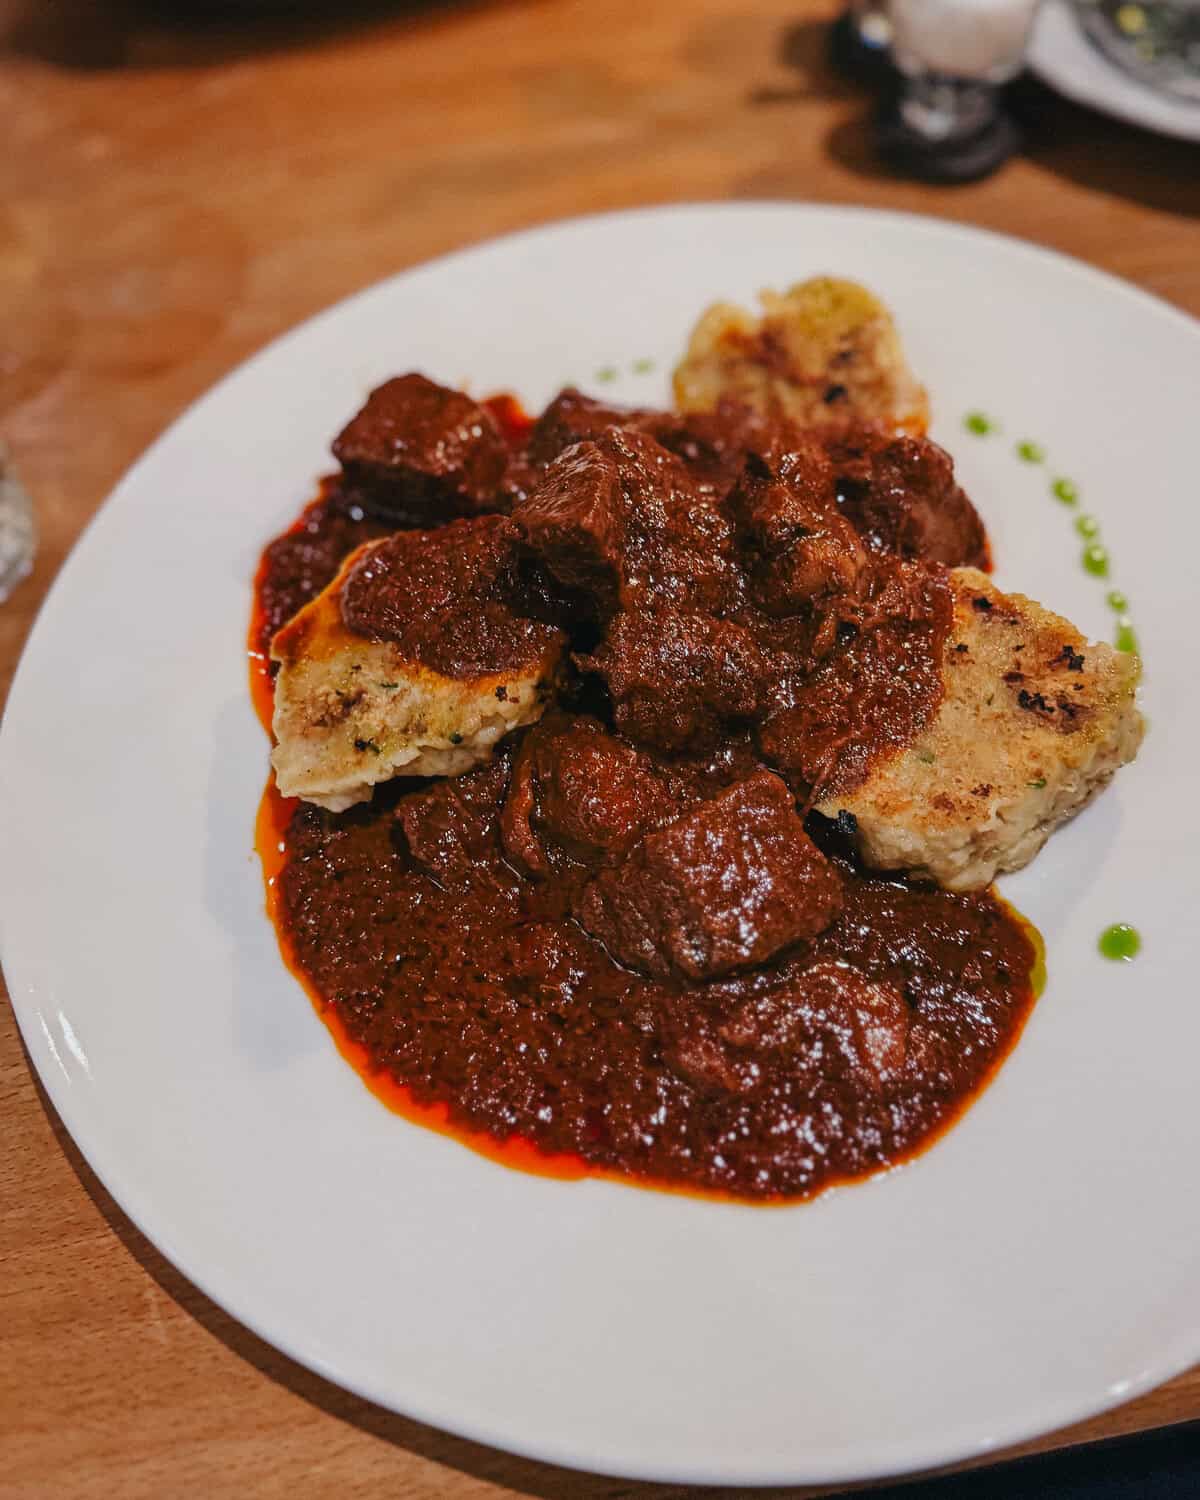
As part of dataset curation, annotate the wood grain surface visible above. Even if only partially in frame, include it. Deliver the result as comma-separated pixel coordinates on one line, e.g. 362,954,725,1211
2,1,1198,1495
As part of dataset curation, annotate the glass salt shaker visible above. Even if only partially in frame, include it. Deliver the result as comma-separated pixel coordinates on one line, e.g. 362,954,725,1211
877,0,1043,181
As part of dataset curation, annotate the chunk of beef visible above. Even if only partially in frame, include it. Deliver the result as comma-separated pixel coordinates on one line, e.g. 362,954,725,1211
718,959,909,1094
516,429,738,620
664,1028,757,1095
395,754,511,879
646,400,815,502
828,430,989,569
579,606,768,753
601,428,738,612
728,444,868,616
499,738,545,873
526,388,648,467
729,438,838,545
576,771,843,981
338,514,562,679
757,560,952,797
527,389,767,502
332,374,510,523
831,970,910,1091
500,716,669,876
513,442,626,614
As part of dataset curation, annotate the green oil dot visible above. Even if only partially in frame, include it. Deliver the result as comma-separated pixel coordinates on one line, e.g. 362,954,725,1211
631,357,656,375
1106,589,1129,612
1115,617,1140,654
595,366,618,383
1052,477,1079,505
965,411,995,435
1099,923,1141,961
1083,543,1110,578
1075,513,1100,539
1017,440,1045,463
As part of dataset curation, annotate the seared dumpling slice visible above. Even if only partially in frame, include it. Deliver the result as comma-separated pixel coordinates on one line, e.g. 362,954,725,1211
673,276,930,436
816,568,1144,891
270,516,563,811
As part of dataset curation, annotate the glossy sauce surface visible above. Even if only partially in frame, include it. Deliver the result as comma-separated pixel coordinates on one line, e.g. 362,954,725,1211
252,387,1041,1202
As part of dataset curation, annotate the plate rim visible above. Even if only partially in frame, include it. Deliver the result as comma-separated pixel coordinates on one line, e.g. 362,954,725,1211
2,201,1199,1488
1030,0,1200,143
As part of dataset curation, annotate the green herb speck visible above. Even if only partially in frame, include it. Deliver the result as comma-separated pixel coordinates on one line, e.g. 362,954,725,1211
632,357,655,374
1017,440,1045,463
1027,777,1046,789
964,411,994,435
1115,617,1139,654
1099,922,1141,961
1083,542,1110,578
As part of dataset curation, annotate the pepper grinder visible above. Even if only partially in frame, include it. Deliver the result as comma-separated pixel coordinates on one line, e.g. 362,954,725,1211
875,0,1043,182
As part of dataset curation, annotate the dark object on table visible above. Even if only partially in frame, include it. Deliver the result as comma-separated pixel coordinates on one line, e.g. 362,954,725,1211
874,81,1023,183
838,0,1036,183
828,3,895,85
868,1415,1200,1498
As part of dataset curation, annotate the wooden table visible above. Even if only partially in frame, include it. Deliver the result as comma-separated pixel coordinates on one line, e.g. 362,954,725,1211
2,1,1199,1494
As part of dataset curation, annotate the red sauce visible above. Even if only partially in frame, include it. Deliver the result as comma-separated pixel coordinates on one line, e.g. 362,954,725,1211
252,476,394,662
249,388,1041,1203
255,778,592,1183
253,774,1040,1201
483,391,536,448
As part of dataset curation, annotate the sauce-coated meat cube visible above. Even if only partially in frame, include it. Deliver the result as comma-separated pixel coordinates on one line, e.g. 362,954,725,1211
500,716,668,875
729,444,868,615
517,428,738,620
333,373,510,523
578,606,768,753
514,442,626,613
576,771,842,981
396,755,510,879
828,430,988,570
525,388,648,467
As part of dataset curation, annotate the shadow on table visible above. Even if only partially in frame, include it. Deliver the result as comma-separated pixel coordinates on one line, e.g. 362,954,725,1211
0,0,496,71
1008,77,1200,219
743,18,1199,221
746,16,862,107
820,80,1199,219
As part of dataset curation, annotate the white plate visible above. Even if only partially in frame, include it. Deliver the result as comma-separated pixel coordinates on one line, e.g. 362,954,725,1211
2,204,1199,1488
1030,0,1200,142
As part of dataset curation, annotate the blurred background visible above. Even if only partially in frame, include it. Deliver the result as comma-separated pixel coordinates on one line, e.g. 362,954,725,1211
1,1,1198,1496
1,0,1195,614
